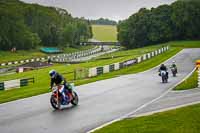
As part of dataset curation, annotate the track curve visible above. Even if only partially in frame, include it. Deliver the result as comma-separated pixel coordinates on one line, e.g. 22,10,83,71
0,48,200,133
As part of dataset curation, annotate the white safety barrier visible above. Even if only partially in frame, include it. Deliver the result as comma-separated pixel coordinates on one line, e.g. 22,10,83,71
151,51,155,57
137,56,142,63
147,53,151,59
88,67,97,77
8,62,12,65
1,63,6,66
103,65,110,73
4,79,20,90
87,46,169,78
114,63,120,70
155,50,158,56
158,49,161,54
143,54,147,60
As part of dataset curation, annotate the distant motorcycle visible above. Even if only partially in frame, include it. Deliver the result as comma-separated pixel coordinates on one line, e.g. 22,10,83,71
160,70,168,83
170,67,177,77
50,83,78,110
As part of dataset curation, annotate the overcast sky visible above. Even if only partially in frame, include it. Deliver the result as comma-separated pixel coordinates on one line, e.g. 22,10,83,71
20,0,177,21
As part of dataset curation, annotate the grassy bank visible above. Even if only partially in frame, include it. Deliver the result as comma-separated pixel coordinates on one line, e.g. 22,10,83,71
94,103,200,133
174,70,198,90
92,25,117,42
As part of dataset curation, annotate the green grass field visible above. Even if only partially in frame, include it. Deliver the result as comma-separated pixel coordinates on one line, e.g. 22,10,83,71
0,41,200,103
94,103,200,133
174,70,198,90
92,25,117,42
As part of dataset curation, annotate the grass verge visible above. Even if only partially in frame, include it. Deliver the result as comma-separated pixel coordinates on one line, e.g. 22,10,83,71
93,103,200,133
174,70,198,90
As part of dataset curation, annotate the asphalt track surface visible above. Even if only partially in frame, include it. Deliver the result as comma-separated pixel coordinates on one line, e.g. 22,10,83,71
0,49,200,133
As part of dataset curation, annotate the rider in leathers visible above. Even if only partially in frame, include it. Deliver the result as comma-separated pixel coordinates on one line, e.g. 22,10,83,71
49,70,72,104
170,61,177,73
159,64,168,78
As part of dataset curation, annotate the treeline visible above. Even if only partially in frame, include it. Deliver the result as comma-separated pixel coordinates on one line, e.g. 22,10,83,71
90,18,117,25
117,0,200,49
0,0,92,50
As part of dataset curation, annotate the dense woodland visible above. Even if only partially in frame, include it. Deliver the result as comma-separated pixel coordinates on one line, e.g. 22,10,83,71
117,0,200,49
0,0,92,50
90,18,117,25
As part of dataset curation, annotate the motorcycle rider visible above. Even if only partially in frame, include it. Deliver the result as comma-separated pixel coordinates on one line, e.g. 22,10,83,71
170,61,177,73
159,64,168,78
49,70,72,104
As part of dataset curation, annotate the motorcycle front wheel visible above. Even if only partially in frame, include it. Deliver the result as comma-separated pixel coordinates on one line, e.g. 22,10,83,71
71,91,79,106
50,95,60,110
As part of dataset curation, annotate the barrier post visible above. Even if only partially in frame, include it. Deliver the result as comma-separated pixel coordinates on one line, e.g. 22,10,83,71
196,60,200,88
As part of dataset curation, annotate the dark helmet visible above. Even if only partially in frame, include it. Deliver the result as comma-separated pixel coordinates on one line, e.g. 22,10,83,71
49,70,56,78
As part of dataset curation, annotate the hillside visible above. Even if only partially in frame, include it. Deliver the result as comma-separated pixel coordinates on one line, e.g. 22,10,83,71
92,25,117,42
118,0,200,49
0,0,92,50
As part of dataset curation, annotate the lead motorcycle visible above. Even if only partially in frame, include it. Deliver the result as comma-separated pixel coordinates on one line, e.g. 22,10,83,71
50,83,78,110
160,70,168,83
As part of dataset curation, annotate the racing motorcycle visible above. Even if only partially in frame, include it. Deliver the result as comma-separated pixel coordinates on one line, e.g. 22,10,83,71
50,83,78,110
160,70,168,83
170,67,177,77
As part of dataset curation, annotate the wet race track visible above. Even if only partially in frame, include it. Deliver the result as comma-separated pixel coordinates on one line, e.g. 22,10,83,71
0,49,200,133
